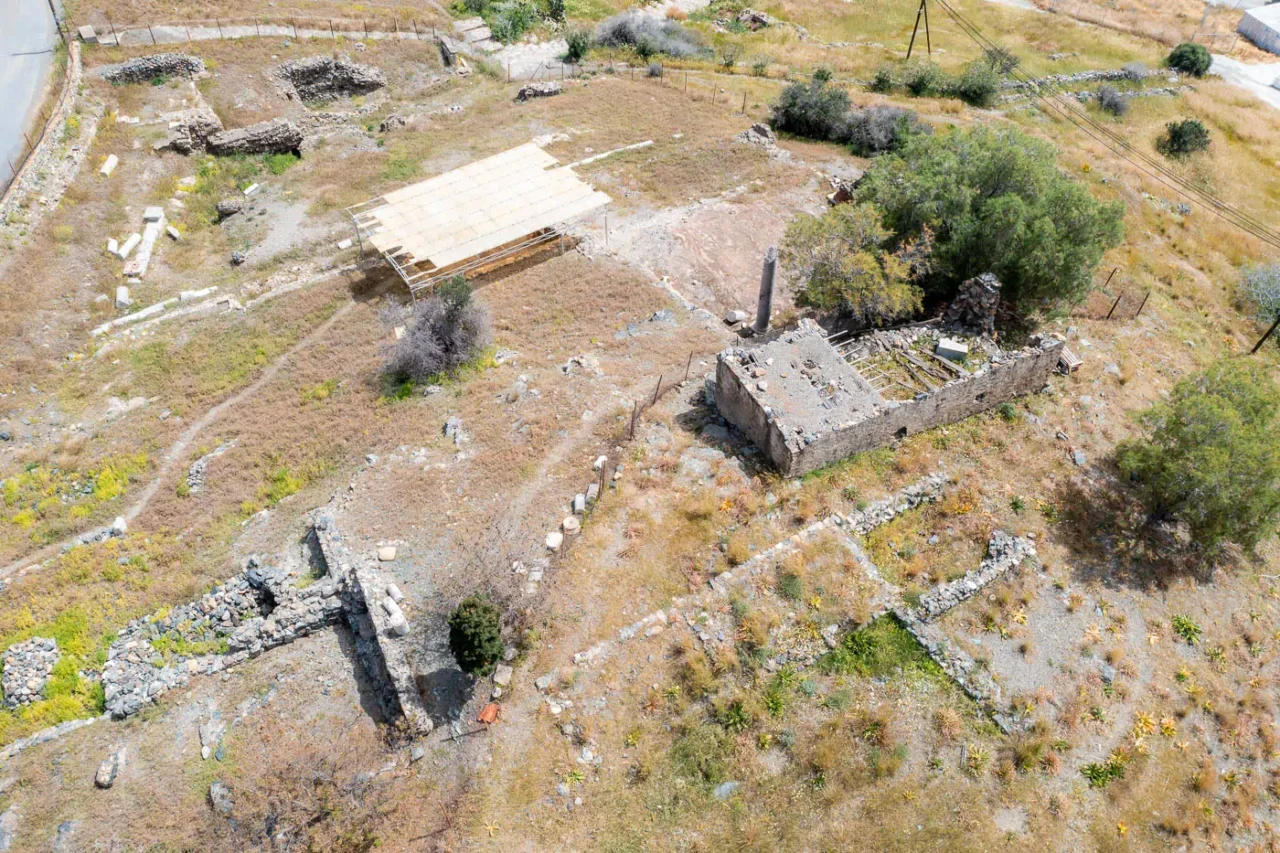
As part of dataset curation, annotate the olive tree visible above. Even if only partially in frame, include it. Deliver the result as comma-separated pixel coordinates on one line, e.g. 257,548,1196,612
1117,360,1280,553
855,125,1125,315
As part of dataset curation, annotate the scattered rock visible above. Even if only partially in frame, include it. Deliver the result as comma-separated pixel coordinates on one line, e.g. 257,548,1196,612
377,546,397,562
208,781,234,816
215,198,244,220
493,664,513,687
515,81,562,102
713,781,741,800
94,747,124,789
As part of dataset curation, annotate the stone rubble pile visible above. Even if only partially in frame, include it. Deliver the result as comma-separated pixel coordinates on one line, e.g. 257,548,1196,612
157,108,224,154
912,530,1037,622
735,122,776,147
101,558,344,718
944,272,1001,335
1002,66,1155,91
103,53,205,84
841,323,945,360
1,638,59,708
272,55,386,102
515,81,562,102
208,118,304,156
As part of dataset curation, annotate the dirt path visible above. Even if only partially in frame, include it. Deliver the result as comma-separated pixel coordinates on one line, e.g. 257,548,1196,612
1,300,356,577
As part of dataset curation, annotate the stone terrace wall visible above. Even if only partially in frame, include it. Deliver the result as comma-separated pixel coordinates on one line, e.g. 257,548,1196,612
785,339,1063,476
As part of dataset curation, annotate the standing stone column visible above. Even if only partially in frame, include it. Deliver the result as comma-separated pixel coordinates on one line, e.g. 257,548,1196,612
754,246,777,335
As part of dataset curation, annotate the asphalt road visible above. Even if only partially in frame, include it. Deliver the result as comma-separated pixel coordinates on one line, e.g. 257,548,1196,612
0,0,57,187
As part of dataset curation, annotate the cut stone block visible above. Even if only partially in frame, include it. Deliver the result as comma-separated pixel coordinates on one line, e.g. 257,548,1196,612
377,546,397,561
118,233,141,259
166,225,181,241
115,286,131,309
99,154,118,176
724,309,747,325
336,238,354,250
573,494,586,514
143,206,164,222
242,183,259,196
545,531,563,550
78,24,98,43
935,337,969,362
562,516,581,535
106,238,118,255
177,176,197,189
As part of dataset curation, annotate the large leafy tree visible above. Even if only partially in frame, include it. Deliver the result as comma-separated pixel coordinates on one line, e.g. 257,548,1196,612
855,125,1125,314
779,202,929,326
1117,360,1280,553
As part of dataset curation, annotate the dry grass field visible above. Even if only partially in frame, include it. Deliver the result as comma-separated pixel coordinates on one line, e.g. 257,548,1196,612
0,0,1279,847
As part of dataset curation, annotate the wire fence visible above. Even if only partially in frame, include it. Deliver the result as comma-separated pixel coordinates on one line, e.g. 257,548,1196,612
1,38,76,204
1073,269,1151,322
1044,0,1241,50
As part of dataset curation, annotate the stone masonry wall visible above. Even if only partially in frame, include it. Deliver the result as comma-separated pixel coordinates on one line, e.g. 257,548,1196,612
714,357,791,472
784,340,1063,476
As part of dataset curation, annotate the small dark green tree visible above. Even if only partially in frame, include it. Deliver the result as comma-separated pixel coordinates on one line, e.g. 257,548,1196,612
948,60,1001,108
448,596,504,675
1156,119,1210,159
1167,42,1211,77
565,27,591,63
1117,360,1280,553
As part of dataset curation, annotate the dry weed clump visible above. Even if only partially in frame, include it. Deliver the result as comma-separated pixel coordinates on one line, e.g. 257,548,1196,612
933,706,963,743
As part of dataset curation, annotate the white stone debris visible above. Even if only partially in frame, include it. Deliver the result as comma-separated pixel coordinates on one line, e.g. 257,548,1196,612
99,154,118,177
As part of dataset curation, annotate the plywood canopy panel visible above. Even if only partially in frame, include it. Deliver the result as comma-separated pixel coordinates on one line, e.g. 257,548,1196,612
359,143,611,270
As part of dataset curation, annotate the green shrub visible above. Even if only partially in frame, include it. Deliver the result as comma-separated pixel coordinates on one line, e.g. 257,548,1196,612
902,60,943,96
776,571,803,601
819,616,941,678
565,27,591,63
545,0,566,22
447,596,504,675
489,0,538,43
1156,119,1210,159
870,64,896,93
949,60,1000,107
770,75,851,141
1171,614,1203,645
671,724,728,786
1167,42,1211,77
263,152,300,175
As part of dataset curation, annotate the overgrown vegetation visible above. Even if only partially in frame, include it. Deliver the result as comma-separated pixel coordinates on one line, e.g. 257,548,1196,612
1117,359,1280,553
779,202,929,326
448,595,503,675
595,11,707,59
1240,262,1280,330
819,616,942,679
870,56,1004,107
771,73,929,157
856,125,1125,315
381,276,492,388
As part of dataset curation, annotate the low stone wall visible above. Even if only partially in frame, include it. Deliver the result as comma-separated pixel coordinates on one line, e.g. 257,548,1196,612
273,56,386,102
101,558,344,719
102,53,205,84
312,511,434,734
207,118,304,155
912,530,1037,622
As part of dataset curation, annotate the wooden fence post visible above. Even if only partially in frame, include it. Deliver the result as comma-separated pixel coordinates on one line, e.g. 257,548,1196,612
1134,291,1151,318
652,375,663,407
684,351,693,382
1105,292,1122,321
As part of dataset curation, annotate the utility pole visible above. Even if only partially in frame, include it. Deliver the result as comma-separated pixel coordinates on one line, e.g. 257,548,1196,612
907,0,932,61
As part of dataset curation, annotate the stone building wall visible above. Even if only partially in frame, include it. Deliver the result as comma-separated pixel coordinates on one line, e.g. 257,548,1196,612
716,335,1063,477
786,340,1063,475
